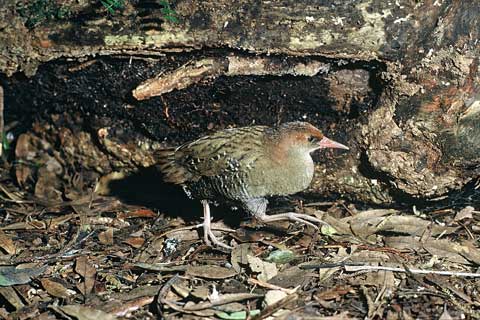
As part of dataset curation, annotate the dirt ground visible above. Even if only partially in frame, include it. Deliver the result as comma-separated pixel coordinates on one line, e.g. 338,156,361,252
0,57,480,319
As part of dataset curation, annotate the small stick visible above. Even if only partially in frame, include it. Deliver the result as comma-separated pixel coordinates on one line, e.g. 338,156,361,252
344,265,480,278
248,278,299,295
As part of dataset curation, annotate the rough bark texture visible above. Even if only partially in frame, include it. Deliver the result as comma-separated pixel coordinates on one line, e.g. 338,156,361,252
1,0,479,205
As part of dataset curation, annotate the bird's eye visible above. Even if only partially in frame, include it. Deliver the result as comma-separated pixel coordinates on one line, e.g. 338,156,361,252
308,136,318,143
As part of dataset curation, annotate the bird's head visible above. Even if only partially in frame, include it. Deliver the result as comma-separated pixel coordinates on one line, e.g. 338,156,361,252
276,122,349,155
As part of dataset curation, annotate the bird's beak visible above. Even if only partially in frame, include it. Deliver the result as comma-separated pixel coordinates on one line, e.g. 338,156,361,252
318,137,349,150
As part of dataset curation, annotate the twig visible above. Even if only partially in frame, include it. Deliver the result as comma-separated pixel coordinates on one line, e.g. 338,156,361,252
182,293,263,311
344,265,480,277
0,184,30,203
248,278,299,295
253,293,298,320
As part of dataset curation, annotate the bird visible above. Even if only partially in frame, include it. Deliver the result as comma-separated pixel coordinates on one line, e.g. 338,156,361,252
155,121,349,249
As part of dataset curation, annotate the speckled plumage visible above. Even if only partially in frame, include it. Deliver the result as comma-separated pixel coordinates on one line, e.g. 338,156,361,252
156,121,349,248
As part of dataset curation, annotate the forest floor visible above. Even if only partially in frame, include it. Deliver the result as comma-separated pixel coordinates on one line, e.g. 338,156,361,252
1,159,480,319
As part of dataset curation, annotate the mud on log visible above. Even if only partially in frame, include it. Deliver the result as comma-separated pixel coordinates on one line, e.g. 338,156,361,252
1,1,479,205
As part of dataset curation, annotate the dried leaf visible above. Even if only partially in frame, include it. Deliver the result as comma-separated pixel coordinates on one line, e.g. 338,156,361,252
123,237,145,249
108,296,155,317
0,265,47,286
0,231,16,255
191,286,210,300
0,287,24,310
269,266,312,288
119,208,157,219
48,214,76,229
75,256,96,295
457,241,480,265
186,265,237,279
98,228,114,245
264,290,287,306
454,206,474,221
247,255,277,282
172,280,191,298
41,278,74,299
387,236,480,265
438,308,454,320
57,305,117,320
315,285,354,300
231,243,253,273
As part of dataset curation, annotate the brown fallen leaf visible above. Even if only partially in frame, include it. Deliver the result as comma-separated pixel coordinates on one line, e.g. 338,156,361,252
109,296,155,317
315,285,354,301
191,285,210,300
386,236,480,265
98,228,114,245
269,266,313,289
0,230,16,255
454,206,474,222
75,256,96,296
55,305,117,320
0,287,24,310
123,237,145,249
41,278,74,299
186,265,237,279
47,214,76,229
231,243,253,273
118,209,157,219
264,289,288,306
247,255,277,282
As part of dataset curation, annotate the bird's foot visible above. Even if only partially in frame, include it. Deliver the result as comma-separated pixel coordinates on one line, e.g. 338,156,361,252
201,200,233,249
202,219,233,250
256,212,329,230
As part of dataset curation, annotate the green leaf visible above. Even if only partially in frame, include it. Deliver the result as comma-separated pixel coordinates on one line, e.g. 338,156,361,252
216,310,261,320
164,15,179,23
100,0,124,14
0,265,47,286
2,134,9,152
158,0,179,23
321,224,337,236
265,250,296,264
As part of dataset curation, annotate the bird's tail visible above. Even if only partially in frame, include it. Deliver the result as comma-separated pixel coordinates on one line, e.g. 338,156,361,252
154,148,190,184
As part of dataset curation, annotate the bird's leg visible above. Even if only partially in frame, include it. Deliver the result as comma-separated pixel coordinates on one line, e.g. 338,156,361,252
201,200,233,249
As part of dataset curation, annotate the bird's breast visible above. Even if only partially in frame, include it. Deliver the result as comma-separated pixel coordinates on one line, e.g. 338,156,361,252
244,153,315,197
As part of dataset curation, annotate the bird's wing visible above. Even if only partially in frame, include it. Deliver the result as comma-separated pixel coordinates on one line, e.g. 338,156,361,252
173,125,269,179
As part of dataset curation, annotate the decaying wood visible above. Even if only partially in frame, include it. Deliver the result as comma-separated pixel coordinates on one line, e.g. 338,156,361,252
133,56,329,100
2,1,480,204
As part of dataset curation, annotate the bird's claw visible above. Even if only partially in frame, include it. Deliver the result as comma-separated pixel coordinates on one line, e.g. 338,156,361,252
203,224,233,250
